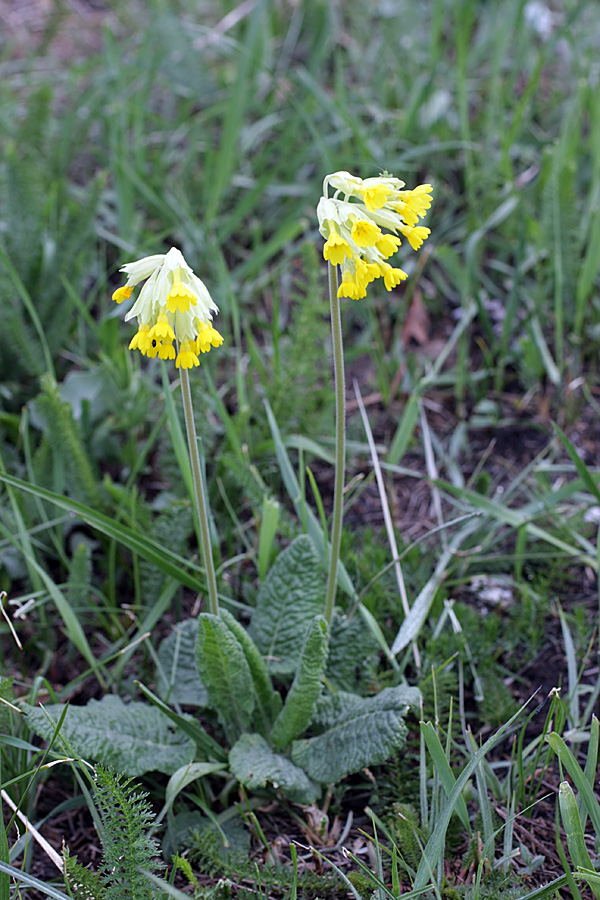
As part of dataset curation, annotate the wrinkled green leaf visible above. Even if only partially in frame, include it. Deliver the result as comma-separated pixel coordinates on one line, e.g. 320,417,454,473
292,686,420,784
25,697,195,776
271,616,328,750
327,613,378,691
250,535,324,676
219,609,279,734
196,613,255,739
157,618,207,707
229,733,320,804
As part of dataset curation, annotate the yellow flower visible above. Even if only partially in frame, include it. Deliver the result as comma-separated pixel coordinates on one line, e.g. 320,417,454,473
338,268,366,300
317,172,432,299
380,263,408,290
112,285,133,304
394,185,433,225
166,281,197,315
111,247,223,364
196,321,224,354
355,258,380,291
375,234,402,258
176,341,200,369
148,314,175,343
158,340,176,361
129,324,152,354
350,219,382,247
360,183,390,212
323,230,353,265
399,224,431,251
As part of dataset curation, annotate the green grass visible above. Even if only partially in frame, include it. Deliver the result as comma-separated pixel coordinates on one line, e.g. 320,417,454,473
1,0,600,896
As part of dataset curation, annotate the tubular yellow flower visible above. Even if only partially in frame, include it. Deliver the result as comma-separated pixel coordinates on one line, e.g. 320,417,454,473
166,278,197,314
380,263,408,290
196,320,224,354
375,233,402,258
360,183,390,212
111,247,223,364
148,314,175,342
399,224,431,251
355,258,379,292
338,266,366,300
112,285,133,304
129,324,152,353
351,218,382,247
323,230,353,266
317,171,432,301
158,340,176,360
176,341,200,369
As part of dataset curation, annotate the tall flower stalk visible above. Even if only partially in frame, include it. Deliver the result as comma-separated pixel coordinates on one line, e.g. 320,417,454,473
324,262,345,625
317,171,433,624
112,247,223,615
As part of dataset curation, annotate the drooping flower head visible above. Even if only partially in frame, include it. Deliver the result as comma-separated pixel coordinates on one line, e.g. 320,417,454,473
317,170,432,300
111,247,223,369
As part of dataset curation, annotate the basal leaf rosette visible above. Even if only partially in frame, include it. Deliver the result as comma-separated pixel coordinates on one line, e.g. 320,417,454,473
112,247,223,369
317,170,432,300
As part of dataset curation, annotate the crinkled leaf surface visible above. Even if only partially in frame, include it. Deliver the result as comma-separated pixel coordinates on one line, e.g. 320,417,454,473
250,535,323,677
196,613,255,739
219,609,278,735
291,685,421,784
25,696,195,776
326,613,378,692
157,618,207,707
271,616,328,749
229,733,320,805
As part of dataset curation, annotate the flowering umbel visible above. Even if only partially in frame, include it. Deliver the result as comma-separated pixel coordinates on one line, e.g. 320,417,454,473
111,247,223,369
317,171,432,300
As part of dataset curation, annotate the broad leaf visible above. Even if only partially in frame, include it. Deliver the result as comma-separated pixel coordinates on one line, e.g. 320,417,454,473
196,613,255,740
25,696,195,776
229,733,320,805
327,613,378,691
291,686,420,783
219,609,278,734
157,618,207,707
271,616,328,750
250,535,323,676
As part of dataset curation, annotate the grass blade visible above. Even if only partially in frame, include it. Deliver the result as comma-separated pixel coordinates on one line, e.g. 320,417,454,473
414,699,533,889
0,472,204,591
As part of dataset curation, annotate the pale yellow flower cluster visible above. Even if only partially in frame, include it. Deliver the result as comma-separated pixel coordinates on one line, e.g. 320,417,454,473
112,247,223,369
317,171,432,300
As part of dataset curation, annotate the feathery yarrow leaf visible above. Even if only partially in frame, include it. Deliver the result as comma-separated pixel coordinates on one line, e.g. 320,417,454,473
94,767,161,900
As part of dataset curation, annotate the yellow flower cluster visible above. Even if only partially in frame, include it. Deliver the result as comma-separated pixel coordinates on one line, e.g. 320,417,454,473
111,248,223,369
317,171,432,300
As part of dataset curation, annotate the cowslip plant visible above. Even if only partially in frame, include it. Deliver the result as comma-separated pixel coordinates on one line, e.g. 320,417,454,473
26,535,420,805
316,171,432,623
26,172,430,807
112,246,223,615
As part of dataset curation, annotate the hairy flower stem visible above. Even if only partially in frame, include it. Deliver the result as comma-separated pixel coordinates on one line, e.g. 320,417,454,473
324,262,345,625
179,367,219,615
